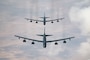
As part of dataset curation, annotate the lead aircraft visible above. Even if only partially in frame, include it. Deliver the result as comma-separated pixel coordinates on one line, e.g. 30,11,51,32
15,28,75,48
25,13,64,25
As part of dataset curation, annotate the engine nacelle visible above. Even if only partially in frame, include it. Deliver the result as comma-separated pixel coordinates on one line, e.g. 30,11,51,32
55,42,58,45
36,21,38,23
51,21,53,23
63,40,67,43
57,20,59,22
30,20,32,22
23,40,26,42
31,41,35,44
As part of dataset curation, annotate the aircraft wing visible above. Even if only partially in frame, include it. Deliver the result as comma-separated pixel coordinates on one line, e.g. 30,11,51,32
47,37,75,43
46,17,64,22
25,18,43,22
15,35,43,42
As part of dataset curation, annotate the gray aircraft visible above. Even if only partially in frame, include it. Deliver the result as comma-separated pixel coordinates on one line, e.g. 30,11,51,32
15,29,75,48
25,13,64,25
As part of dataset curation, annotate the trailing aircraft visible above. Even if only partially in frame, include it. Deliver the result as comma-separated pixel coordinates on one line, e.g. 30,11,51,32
25,13,64,25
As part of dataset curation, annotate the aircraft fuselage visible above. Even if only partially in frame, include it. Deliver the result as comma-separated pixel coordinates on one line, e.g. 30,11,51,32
43,17,46,25
43,32,47,48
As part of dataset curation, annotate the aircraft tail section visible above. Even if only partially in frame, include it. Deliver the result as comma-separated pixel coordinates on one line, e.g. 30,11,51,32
40,12,50,18
40,17,50,19
45,35,52,37
37,34,44,36
37,34,52,37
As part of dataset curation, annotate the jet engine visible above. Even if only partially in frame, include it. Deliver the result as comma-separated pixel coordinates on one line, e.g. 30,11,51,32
30,20,32,22
36,21,38,23
23,40,26,42
63,40,66,43
57,20,59,22
31,41,35,44
55,42,58,45
51,21,53,23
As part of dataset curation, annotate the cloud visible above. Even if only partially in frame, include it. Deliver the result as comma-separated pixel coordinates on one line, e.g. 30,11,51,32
0,48,31,60
68,0,90,60
0,49,23,58
0,39,24,48
78,38,90,56
69,38,90,60
79,7,90,35
39,43,65,57
0,0,30,8
69,5,90,36
35,56,63,60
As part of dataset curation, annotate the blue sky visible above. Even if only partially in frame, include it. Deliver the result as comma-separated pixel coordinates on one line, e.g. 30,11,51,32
0,0,90,60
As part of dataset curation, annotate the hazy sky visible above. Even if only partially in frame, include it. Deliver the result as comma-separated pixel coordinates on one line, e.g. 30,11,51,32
0,0,90,60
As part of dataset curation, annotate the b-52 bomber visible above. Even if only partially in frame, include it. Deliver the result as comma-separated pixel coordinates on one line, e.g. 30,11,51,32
15,29,75,48
25,13,64,25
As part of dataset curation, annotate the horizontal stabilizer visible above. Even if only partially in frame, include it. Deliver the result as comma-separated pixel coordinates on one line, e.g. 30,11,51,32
40,17,50,18
45,35,52,36
37,34,44,36
37,34,52,37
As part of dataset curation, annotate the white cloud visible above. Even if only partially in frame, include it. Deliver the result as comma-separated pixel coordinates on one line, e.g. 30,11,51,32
0,0,30,8
69,6,90,36
69,38,90,60
77,38,90,57
0,48,31,60
35,56,63,60
39,43,65,57
79,7,90,35
68,1,90,60
0,39,24,48
67,0,90,60
0,48,23,58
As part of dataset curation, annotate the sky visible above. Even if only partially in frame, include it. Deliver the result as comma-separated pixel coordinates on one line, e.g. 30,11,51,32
0,0,90,60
